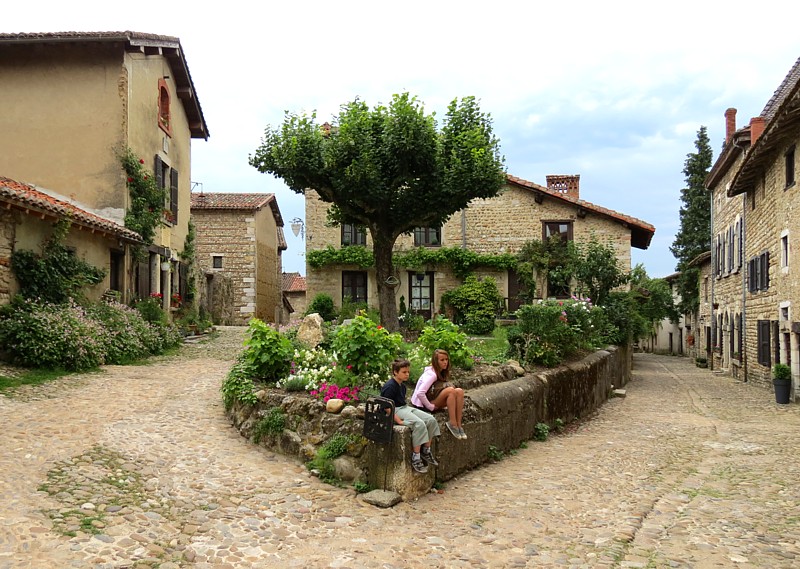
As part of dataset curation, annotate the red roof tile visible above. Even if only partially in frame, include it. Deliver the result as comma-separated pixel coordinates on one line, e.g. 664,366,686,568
505,174,655,249
191,192,276,210
282,272,306,292
0,176,142,242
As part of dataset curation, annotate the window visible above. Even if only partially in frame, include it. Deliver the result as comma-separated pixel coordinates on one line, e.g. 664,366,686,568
748,252,770,292
703,276,709,301
212,255,223,269
154,155,177,224
786,145,796,188
757,320,771,366
543,221,573,243
109,250,124,292
409,271,434,320
158,78,171,136
342,271,367,304
341,224,366,246
781,233,789,269
414,227,441,247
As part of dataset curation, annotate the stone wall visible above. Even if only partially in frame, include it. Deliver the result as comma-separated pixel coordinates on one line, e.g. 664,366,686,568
0,208,17,305
226,344,630,502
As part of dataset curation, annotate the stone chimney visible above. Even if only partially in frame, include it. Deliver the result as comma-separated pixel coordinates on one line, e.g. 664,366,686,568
725,108,737,144
750,116,766,145
546,175,580,199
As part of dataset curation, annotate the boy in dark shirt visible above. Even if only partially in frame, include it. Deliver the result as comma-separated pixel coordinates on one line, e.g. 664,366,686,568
380,358,441,473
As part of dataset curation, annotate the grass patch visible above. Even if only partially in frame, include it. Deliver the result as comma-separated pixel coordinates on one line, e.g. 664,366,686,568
469,326,509,363
0,368,71,392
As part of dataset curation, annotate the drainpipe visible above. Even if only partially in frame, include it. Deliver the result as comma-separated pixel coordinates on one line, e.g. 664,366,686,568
741,191,747,382
710,192,715,371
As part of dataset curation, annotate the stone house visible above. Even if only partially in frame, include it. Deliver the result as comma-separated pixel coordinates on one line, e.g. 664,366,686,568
303,174,654,318
639,272,685,355
684,251,712,363
282,272,307,321
0,31,208,308
190,193,286,325
707,56,800,397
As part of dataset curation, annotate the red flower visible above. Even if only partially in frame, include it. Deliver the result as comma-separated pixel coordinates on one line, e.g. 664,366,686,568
127,177,133,183
139,158,145,164
377,325,383,329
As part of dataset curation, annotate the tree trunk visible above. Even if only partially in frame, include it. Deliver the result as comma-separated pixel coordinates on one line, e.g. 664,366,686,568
372,232,400,332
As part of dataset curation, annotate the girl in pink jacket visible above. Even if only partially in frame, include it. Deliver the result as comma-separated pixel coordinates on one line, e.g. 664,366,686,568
411,349,467,439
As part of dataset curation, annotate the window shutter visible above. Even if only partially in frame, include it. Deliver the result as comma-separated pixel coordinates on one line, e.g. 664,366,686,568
758,320,771,366
155,155,163,189
761,252,769,290
773,320,780,366
179,262,188,300
738,222,743,269
170,168,179,221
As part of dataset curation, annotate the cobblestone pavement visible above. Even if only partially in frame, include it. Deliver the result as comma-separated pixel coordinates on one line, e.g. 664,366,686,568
1,331,799,569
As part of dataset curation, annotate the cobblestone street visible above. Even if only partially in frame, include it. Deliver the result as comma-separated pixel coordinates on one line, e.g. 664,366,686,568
1,328,799,568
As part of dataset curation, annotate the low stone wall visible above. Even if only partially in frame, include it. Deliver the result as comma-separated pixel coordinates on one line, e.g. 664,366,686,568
226,344,631,502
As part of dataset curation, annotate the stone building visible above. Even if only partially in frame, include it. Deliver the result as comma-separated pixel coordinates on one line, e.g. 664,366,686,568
684,251,712,363
303,173,654,318
639,272,685,355
707,56,800,398
190,193,286,325
0,31,208,307
282,272,307,321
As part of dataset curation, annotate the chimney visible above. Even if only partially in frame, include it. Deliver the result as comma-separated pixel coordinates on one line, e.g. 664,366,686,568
725,108,737,145
749,116,766,145
546,175,580,199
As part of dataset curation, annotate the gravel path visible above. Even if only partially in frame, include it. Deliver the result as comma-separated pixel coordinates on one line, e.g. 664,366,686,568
1,332,799,568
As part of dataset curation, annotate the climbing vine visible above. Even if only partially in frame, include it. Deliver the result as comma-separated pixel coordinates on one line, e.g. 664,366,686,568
120,148,166,260
179,219,197,302
10,218,105,303
307,245,518,279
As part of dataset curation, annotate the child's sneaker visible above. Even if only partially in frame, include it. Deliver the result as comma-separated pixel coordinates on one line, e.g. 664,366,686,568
410,453,428,474
421,447,439,466
458,427,468,440
445,422,460,439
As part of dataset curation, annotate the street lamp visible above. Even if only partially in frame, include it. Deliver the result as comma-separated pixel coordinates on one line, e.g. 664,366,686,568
290,217,305,239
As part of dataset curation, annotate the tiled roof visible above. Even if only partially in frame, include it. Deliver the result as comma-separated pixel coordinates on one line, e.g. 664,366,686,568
761,56,800,120
0,176,142,242
505,174,655,249
0,31,208,140
282,272,306,293
191,192,276,210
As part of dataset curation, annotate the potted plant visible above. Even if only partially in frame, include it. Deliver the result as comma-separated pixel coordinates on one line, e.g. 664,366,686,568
773,364,792,404
695,356,708,368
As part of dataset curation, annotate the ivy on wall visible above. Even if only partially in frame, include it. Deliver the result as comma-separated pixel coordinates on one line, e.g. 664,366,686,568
306,245,518,279
120,148,166,260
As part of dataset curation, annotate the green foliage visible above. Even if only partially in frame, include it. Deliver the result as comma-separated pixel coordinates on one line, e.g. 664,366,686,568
469,326,509,364
133,295,168,324
416,317,474,368
570,238,629,306
10,219,105,304
393,247,517,280
507,299,603,367
0,367,70,393
773,363,791,381
338,295,368,322
487,445,504,461
671,127,713,314
0,297,180,371
221,355,259,410
253,407,286,443
319,433,359,459
554,418,565,432
331,315,402,378
179,220,197,302
599,291,643,345
533,422,550,441
441,275,502,335
307,245,375,269
243,319,293,381
250,92,506,330
306,293,338,321
353,481,373,494
281,376,310,392
120,148,166,257
516,236,573,301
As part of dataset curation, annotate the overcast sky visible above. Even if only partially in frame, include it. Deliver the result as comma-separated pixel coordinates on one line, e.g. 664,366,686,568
5,1,800,277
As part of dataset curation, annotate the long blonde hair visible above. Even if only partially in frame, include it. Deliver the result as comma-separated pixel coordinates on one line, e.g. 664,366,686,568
431,349,450,382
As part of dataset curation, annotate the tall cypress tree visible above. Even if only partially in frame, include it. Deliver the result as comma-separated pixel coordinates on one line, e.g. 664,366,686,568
670,126,713,313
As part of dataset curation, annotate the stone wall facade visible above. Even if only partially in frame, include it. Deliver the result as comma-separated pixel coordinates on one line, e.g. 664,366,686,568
0,208,17,305
226,344,631,502
192,208,282,325
305,181,638,314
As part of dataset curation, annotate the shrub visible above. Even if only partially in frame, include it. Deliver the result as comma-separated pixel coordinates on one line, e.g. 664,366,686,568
331,315,402,384
221,354,259,410
242,319,293,381
441,275,502,335
416,317,474,369
85,301,151,364
773,363,791,381
133,295,168,324
0,297,105,371
338,295,367,322
306,293,337,322
507,298,603,367
534,422,550,441
253,407,286,443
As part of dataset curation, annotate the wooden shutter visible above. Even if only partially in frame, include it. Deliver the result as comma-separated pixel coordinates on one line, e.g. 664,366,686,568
154,155,163,189
170,168,179,222
179,262,188,300
773,320,780,367
758,320,771,366
136,260,150,300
